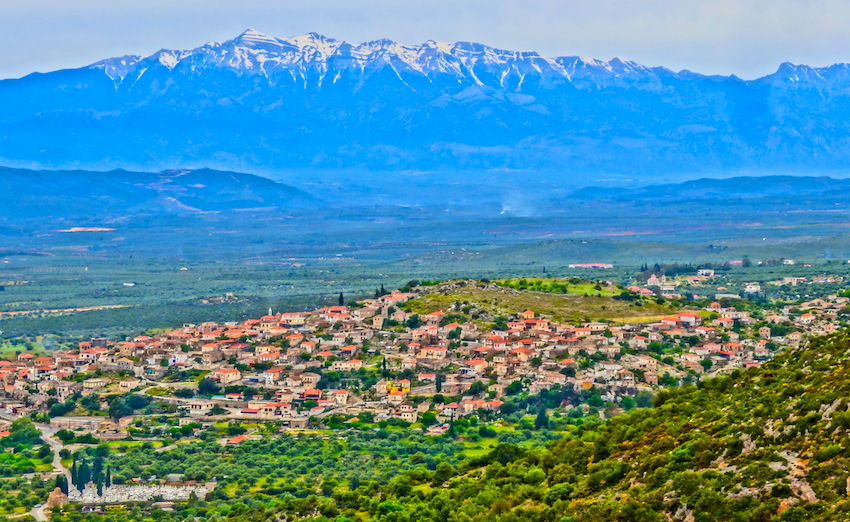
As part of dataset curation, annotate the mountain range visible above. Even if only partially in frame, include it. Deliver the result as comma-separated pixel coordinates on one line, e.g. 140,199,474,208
3,29,850,175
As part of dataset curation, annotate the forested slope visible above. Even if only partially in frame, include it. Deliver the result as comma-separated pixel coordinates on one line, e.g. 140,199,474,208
261,331,850,522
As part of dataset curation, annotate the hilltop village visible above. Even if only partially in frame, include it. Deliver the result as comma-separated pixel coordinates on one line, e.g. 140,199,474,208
0,277,844,443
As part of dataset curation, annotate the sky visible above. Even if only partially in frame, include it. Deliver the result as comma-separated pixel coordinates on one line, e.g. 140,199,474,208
2,0,850,80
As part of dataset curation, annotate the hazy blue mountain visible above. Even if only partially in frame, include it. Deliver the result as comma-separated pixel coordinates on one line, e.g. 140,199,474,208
3,29,850,175
0,167,316,220
566,175,850,201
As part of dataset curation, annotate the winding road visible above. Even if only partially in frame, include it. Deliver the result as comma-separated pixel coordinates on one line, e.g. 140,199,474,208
29,424,72,521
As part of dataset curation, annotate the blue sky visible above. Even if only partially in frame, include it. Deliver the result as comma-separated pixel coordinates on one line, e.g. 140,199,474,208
2,0,850,80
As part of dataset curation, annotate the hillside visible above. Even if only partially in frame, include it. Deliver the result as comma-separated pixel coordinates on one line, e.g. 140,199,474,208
403,279,676,324
251,330,850,521
4,30,850,173
0,167,316,220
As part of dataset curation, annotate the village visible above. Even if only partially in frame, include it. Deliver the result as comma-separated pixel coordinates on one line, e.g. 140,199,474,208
0,276,845,444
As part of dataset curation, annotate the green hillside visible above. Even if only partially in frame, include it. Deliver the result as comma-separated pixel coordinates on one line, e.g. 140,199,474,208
253,331,850,522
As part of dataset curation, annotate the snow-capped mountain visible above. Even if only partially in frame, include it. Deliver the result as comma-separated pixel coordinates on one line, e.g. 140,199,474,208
2,29,850,175
89,29,677,91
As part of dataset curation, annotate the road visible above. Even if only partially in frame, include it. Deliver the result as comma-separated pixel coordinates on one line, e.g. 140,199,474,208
30,424,72,521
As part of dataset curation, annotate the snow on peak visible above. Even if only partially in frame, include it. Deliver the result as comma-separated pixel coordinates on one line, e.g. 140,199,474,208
86,31,692,91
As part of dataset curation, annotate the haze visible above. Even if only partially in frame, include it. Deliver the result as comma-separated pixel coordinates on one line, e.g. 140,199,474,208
2,0,850,80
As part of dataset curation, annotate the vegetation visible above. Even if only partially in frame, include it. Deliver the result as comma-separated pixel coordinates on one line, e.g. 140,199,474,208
34,329,850,521
402,279,676,325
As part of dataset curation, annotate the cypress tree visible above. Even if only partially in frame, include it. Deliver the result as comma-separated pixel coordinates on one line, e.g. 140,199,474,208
105,465,111,487
79,460,91,487
55,474,68,495
96,473,103,496
534,407,549,430
338,293,344,306
380,284,385,296
447,418,457,439
70,461,77,487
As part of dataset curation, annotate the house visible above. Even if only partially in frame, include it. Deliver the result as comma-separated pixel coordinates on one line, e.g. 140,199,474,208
227,435,248,445
82,378,108,392
188,401,215,416
419,346,447,360
215,368,242,384
395,402,418,423
301,389,323,401
263,368,284,385
331,390,349,405
387,380,411,394
797,313,815,325
331,359,363,372
119,379,139,391
115,358,135,371
629,336,649,349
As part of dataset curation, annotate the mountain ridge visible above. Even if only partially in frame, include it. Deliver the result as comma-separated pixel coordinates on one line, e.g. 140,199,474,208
81,29,850,89
4,29,850,174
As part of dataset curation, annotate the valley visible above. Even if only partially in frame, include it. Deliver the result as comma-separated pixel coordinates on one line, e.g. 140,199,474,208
0,273,844,521
3,16,850,521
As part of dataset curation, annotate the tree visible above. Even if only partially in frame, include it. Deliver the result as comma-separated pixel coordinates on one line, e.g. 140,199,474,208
96,473,103,496
3,418,42,447
198,378,219,396
56,429,76,445
105,466,111,487
338,293,344,306
505,381,523,396
55,474,68,495
420,411,438,426
620,396,636,410
700,359,713,371
635,390,654,408
78,460,91,487
435,374,443,393
405,315,421,329
534,407,549,430
71,461,77,488
174,388,194,398
467,381,486,395
108,399,133,421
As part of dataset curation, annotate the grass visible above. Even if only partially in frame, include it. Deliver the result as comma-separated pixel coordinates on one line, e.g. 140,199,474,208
498,278,623,298
106,441,147,449
461,439,497,458
404,280,684,324
609,315,670,324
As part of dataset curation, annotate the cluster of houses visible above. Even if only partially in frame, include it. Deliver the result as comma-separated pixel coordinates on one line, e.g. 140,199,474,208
631,268,846,300
0,282,846,432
